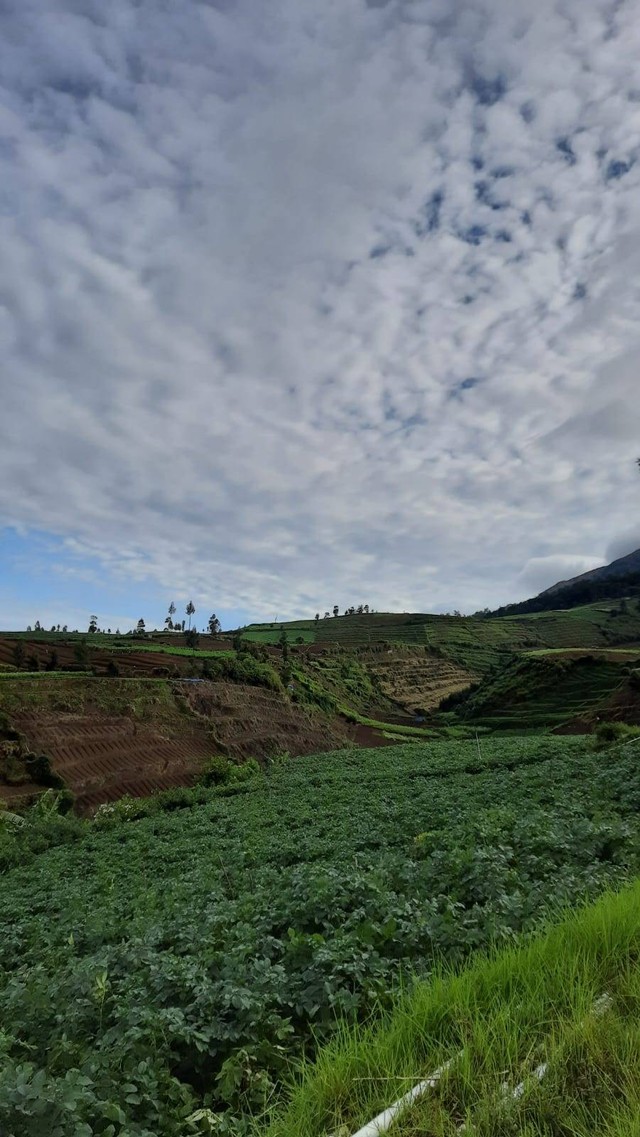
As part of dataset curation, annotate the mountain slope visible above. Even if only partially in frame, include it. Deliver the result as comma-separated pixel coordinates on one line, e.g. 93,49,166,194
541,546,640,596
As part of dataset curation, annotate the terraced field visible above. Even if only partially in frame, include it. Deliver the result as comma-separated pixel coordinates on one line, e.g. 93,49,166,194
10,710,208,812
245,602,640,673
0,676,353,813
361,648,477,713
0,635,237,678
451,654,634,731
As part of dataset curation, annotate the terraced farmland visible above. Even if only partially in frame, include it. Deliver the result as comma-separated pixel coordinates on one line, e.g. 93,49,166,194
0,676,352,813
451,654,634,731
245,602,640,673
361,647,477,713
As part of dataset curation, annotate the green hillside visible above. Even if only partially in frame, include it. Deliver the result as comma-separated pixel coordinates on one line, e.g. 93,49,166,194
442,653,637,731
243,601,640,673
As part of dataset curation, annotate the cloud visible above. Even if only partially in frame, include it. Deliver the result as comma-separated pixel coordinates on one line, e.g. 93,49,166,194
1,0,640,618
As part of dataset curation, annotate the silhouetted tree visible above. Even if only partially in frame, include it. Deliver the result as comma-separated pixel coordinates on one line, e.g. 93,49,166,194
184,628,200,649
88,615,98,634
34,621,41,632
333,605,339,617
208,614,221,636
186,601,195,630
136,618,146,634
315,613,320,623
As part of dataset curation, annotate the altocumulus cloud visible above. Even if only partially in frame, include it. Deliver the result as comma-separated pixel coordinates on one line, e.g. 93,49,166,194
1,0,640,617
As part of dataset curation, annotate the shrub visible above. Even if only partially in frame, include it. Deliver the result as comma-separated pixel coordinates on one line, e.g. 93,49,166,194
201,756,232,786
24,753,65,790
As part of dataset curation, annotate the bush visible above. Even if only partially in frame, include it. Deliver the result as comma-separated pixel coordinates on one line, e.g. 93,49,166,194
594,721,640,748
201,756,232,786
24,753,65,790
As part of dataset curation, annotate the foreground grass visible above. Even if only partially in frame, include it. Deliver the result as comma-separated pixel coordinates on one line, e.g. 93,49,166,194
263,881,640,1137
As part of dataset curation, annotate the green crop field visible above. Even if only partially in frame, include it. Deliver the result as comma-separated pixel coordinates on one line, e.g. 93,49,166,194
3,734,640,1134
243,602,640,673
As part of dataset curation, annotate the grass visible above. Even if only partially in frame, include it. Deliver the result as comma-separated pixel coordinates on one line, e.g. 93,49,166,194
262,880,640,1137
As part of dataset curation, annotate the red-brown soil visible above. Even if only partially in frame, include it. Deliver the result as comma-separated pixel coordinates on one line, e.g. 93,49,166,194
8,709,211,813
0,637,235,678
0,677,366,814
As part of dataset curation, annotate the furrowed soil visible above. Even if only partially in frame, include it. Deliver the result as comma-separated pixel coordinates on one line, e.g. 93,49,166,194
0,637,235,678
361,648,477,713
0,677,353,813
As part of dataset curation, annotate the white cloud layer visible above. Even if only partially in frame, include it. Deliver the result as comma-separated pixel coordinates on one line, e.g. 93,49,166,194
1,0,640,616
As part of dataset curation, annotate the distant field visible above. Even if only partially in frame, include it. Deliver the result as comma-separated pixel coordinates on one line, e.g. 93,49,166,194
244,602,640,671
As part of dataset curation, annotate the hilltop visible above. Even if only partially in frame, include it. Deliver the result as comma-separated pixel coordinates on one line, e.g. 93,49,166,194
493,546,640,615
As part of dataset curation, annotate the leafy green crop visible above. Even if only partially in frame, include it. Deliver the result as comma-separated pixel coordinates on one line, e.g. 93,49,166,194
2,736,640,1134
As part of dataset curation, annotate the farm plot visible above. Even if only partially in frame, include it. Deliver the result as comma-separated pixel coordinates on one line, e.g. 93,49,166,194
10,710,210,812
0,676,353,813
3,735,640,1134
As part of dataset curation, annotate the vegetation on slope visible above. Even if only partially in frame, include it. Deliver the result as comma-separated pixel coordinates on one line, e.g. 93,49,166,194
437,653,638,731
244,600,640,674
3,735,640,1133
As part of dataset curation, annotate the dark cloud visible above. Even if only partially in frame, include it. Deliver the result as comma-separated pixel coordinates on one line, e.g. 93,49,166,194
1,0,640,618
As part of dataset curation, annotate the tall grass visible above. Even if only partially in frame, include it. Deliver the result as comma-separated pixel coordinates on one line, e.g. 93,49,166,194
261,881,640,1137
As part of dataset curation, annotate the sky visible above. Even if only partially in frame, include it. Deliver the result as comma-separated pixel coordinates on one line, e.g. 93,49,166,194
1,0,640,632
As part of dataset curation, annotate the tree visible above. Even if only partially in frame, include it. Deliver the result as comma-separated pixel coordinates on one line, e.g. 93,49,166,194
34,621,41,632
136,618,146,634
184,628,199,649
333,605,339,617
26,625,31,633
186,601,196,630
363,604,369,614
167,601,176,630
324,611,330,619
88,615,98,634
208,614,221,636
62,625,68,633
12,642,24,670
315,613,320,623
